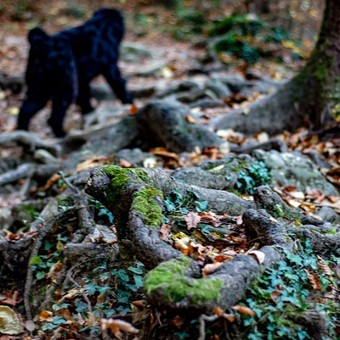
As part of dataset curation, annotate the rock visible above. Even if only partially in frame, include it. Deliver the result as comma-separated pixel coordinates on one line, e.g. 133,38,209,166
190,98,225,109
156,80,201,98
254,150,339,196
120,42,152,62
205,78,232,98
316,207,340,224
136,99,223,153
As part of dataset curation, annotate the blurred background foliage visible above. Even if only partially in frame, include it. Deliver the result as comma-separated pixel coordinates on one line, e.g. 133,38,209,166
0,0,324,71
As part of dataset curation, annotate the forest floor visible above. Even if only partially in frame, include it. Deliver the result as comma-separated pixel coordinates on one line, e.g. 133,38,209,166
0,2,339,340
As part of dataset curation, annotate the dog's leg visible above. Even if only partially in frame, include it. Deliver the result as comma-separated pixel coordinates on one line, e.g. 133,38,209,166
103,66,133,104
17,95,49,131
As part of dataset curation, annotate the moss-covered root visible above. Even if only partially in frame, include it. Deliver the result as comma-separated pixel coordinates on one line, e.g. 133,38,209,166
144,256,223,310
132,186,164,227
101,165,164,227
102,165,151,203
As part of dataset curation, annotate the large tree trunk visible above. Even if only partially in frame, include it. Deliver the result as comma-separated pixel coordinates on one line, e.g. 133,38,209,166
211,0,340,135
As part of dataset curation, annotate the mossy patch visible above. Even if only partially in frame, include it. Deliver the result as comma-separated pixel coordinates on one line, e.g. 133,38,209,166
144,256,223,304
132,186,164,227
102,165,150,202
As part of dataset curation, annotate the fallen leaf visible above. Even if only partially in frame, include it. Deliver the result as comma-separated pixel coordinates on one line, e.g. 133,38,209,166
143,157,157,168
46,261,63,280
119,159,132,168
270,289,282,302
248,250,265,264
38,310,53,322
222,313,236,322
232,305,256,316
202,262,223,276
287,199,301,208
0,291,21,306
289,191,305,200
40,173,61,191
0,306,23,335
212,306,224,317
317,256,333,276
151,148,179,161
101,318,139,337
185,212,201,230
174,239,189,254
76,157,111,172
185,115,196,123
212,307,235,322
304,269,322,291
159,224,171,241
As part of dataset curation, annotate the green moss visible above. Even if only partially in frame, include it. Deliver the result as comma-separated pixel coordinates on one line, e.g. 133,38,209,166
20,204,39,219
144,256,223,304
132,186,164,227
273,204,285,218
102,165,150,202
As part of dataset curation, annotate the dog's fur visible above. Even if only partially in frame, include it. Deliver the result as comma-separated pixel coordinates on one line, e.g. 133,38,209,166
17,8,133,137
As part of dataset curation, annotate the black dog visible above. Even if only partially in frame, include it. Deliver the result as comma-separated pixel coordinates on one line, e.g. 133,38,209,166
17,8,133,137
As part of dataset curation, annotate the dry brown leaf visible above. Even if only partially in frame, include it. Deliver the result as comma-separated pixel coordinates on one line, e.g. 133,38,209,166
324,195,339,204
159,224,171,241
119,159,132,168
248,250,265,264
198,211,218,222
289,191,305,200
317,256,333,276
222,313,236,323
212,307,236,322
232,305,256,316
236,215,243,225
76,157,110,172
38,310,53,322
304,269,322,291
174,239,189,253
287,199,301,208
46,261,63,280
150,148,179,161
184,212,201,230
202,262,223,276
270,289,282,302
40,173,61,191
212,306,224,317
101,318,139,337
131,300,146,309
0,291,21,307
185,115,196,123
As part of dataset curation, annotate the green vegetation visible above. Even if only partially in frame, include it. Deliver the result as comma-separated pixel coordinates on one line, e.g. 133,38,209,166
41,260,145,333
132,186,164,227
102,165,150,202
144,256,222,304
234,161,272,194
208,14,300,65
231,242,338,339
